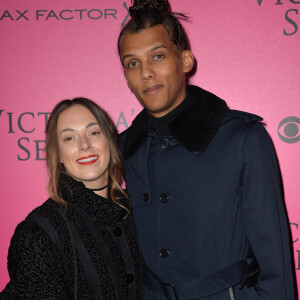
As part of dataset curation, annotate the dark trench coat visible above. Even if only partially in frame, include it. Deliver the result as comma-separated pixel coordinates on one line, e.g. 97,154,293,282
121,85,295,300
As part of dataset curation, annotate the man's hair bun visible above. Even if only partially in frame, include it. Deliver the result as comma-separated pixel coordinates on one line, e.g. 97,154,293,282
129,0,170,18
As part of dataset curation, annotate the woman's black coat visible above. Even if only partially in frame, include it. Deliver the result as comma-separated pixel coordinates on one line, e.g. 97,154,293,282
0,174,143,299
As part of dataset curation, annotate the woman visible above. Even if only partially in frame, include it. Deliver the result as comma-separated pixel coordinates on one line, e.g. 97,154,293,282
0,98,143,299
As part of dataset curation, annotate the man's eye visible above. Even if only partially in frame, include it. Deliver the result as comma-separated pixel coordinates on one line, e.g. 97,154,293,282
154,54,164,60
128,61,139,68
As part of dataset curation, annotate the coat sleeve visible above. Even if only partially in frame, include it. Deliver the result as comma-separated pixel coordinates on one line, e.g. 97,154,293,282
0,219,67,299
240,123,295,299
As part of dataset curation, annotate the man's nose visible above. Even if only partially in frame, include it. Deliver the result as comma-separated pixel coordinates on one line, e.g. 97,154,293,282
141,63,155,81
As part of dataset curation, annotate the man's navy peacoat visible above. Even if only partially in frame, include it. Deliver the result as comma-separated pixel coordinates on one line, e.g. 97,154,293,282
121,85,295,299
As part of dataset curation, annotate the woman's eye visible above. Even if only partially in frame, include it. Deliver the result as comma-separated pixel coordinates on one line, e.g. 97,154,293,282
63,136,73,142
91,131,100,136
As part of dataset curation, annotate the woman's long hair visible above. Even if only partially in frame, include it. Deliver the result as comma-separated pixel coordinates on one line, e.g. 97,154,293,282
46,98,129,213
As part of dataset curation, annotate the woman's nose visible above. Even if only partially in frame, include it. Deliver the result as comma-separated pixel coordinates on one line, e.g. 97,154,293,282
79,136,91,151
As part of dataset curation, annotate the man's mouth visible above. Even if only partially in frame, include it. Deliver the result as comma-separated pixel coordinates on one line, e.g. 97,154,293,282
143,85,163,95
76,155,99,165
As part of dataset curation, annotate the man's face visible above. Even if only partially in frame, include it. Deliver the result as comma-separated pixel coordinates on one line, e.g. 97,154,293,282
119,24,193,118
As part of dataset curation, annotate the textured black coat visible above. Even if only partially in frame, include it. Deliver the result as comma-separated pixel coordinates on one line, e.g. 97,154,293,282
121,85,295,299
0,175,143,299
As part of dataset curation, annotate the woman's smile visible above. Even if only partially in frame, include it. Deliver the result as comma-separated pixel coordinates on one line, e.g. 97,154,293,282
76,155,99,165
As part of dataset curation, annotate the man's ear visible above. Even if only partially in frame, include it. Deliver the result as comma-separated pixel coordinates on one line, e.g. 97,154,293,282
181,50,194,74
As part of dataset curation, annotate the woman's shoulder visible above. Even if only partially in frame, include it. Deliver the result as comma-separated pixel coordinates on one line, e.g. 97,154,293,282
27,197,60,217
10,199,61,247
6,200,62,274
10,199,54,236
7,198,67,271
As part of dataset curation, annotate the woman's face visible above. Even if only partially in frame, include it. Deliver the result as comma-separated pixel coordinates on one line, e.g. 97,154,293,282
57,105,110,189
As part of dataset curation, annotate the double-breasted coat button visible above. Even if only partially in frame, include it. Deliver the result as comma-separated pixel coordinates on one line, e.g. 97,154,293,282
160,139,169,149
143,193,149,202
113,227,122,237
160,249,169,258
160,193,168,203
126,274,134,284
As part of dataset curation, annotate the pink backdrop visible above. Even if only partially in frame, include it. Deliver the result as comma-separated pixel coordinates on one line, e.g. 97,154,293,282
1,0,299,294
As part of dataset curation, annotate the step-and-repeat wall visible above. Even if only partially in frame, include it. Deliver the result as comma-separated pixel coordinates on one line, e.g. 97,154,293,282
1,0,299,293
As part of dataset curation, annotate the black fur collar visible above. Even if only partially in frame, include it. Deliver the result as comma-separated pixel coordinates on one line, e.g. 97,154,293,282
122,85,227,159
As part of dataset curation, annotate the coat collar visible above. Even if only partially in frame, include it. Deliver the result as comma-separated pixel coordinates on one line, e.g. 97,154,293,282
122,85,227,159
58,173,126,224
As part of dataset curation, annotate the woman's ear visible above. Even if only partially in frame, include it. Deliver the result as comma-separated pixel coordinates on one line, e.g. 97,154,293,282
181,50,194,73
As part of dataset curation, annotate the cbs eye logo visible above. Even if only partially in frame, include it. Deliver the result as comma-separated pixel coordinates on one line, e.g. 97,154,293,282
278,116,300,144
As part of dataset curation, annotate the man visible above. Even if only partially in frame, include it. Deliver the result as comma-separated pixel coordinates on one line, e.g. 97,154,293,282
118,0,295,299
